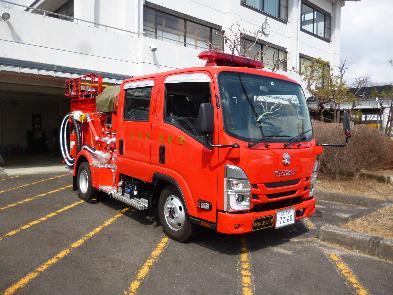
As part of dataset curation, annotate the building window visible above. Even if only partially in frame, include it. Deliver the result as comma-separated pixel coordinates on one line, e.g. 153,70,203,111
241,0,288,22
186,21,211,50
143,6,224,50
242,38,287,71
301,1,331,41
53,0,74,21
143,7,156,39
157,11,185,45
212,29,224,51
299,55,330,87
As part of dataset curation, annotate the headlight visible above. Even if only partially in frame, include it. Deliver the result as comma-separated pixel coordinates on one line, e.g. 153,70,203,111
310,159,320,197
224,165,251,212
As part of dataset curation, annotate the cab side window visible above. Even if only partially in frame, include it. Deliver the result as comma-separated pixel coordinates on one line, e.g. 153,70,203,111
124,87,152,121
165,82,211,139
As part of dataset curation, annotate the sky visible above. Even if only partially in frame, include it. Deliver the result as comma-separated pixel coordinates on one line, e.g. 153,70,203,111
341,0,393,86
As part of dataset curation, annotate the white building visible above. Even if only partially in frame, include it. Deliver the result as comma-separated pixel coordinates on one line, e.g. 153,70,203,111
0,0,357,158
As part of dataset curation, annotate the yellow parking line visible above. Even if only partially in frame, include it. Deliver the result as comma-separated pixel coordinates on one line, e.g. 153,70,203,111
328,254,369,295
0,185,72,212
303,218,316,230
126,236,169,295
0,200,84,241
239,236,254,295
0,173,69,195
0,176,19,182
1,208,129,295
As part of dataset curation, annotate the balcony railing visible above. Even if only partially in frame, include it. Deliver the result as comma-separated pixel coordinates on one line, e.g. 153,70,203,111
0,0,139,36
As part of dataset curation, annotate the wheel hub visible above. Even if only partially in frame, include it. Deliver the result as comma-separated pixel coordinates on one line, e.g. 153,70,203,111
164,195,185,231
79,170,89,194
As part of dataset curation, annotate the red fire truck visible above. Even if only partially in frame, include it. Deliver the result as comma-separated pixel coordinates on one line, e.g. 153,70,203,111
60,51,351,242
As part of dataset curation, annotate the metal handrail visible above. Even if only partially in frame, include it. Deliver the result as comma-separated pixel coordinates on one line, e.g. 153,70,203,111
0,0,140,36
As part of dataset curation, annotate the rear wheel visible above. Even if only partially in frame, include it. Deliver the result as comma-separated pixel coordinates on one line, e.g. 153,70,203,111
77,162,98,203
158,186,194,242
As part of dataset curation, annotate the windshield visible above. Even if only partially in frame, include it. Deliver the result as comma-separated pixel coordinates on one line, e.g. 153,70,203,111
218,72,312,142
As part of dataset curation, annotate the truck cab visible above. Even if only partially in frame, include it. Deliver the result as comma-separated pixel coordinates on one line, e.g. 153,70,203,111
66,52,327,242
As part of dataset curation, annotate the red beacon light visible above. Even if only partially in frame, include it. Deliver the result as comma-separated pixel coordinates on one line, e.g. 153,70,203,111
198,51,264,69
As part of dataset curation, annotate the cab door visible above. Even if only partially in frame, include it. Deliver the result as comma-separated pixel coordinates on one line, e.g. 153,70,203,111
117,79,155,181
151,72,219,223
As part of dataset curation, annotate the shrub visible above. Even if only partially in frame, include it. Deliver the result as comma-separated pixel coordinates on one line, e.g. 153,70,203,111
313,121,393,178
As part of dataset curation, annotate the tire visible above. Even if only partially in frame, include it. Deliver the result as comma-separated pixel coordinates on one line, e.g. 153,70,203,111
77,162,98,203
158,186,194,242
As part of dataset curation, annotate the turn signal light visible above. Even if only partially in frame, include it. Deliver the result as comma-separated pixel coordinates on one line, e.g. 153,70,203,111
197,200,212,210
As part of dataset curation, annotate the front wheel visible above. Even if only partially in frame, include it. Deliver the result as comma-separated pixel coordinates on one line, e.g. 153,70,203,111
158,186,194,242
77,162,98,203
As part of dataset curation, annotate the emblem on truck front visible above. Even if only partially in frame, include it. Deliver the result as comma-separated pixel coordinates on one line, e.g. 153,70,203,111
282,152,291,166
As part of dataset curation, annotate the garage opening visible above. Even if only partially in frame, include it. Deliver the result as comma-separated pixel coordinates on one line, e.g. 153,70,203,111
0,72,68,171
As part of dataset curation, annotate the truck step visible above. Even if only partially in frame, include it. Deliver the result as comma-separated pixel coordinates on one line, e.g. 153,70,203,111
98,186,148,210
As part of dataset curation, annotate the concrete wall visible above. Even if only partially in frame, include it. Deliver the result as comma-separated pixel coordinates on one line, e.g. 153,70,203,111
145,0,340,74
0,0,343,80
74,0,140,33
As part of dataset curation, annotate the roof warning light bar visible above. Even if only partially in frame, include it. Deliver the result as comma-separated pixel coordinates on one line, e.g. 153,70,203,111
198,51,264,69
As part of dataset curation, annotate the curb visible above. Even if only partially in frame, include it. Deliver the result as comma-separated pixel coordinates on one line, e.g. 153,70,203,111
319,224,393,262
1,165,69,176
315,190,385,208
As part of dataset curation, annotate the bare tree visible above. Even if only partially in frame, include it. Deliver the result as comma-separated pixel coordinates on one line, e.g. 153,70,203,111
211,23,263,56
301,59,356,122
210,22,287,72
350,76,370,122
337,60,347,84
352,76,370,97
270,50,287,72
379,86,393,135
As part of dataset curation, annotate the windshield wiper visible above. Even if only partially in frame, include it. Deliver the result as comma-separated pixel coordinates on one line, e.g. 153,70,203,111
248,139,269,148
283,129,313,148
248,135,290,148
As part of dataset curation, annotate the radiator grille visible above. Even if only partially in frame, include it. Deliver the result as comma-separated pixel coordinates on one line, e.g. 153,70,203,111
267,190,297,199
252,197,303,212
264,179,300,188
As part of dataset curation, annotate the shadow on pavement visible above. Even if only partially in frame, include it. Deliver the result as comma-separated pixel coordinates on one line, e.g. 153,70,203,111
189,222,310,256
97,192,160,227
95,191,311,254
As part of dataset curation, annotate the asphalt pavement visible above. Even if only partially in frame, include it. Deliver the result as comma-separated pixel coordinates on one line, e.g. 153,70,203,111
0,172,392,295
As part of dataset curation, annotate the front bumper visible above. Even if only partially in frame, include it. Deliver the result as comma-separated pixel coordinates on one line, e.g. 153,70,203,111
216,197,315,234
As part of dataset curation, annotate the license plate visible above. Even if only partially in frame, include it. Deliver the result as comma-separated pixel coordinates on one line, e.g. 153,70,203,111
252,215,274,231
275,208,295,228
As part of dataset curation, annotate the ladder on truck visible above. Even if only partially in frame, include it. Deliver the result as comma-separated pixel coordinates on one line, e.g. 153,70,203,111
65,74,103,113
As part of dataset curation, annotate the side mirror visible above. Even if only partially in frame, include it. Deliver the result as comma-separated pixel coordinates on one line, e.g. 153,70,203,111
197,103,214,134
343,111,351,141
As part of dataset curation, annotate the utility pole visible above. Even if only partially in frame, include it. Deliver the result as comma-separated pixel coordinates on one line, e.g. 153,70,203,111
385,101,393,136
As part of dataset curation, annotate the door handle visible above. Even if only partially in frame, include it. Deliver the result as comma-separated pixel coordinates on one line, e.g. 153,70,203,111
119,139,124,155
159,145,165,164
